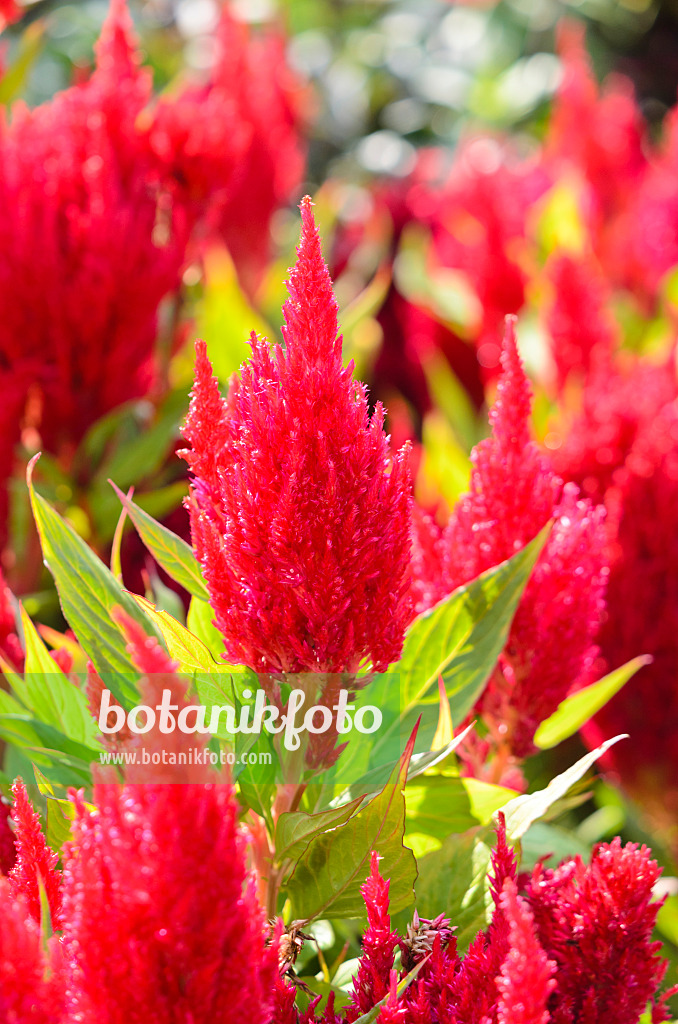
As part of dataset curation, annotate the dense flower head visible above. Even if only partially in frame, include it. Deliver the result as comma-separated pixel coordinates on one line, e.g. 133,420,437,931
148,4,306,280
61,780,276,1024
412,319,608,762
0,0,305,547
550,357,677,504
551,356,678,824
496,879,555,1024
0,0,190,503
182,198,413,674
545,23,646,227
619,107,678,302
544,251,617,391
8,778,62,931
210,11,308,296
0,799,15,875
0,567,23,670
346,852,400,1021
526,839,668,1023
410,144,547,375
0,879,63,1023
291,822,673,1024
581,400,678,821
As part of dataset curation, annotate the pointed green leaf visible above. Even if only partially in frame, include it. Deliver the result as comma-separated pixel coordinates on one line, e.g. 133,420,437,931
19,606,97,747
276,798,364,865
500,734,628,840
415,826,494,952
186,597,225,660
357,525,549,763
286,729,418,922
128,595,218,672
27,457,160,705
534,657,649,750
110,482,208,600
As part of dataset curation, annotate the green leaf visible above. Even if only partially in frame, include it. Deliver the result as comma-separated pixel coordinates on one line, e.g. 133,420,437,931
110,482,208,601
405,775,477,841
128,595,218,673
276,798,364,864
520,821,591,870
286,728,418,922
186,597,225,660
328,722,475,809
19,606,97,747
27,457,161,706
462,778,518,826
0,22,45,104
360,526,549,763
500,735,627,841
415,827,494,952
534,656,649,749
0,715,95,787
45,797,75,854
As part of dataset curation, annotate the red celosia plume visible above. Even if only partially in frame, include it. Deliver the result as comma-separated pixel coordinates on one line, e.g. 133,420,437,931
62,781,277,1023
346,852,400,1020
182,198,413,674
412,319,608,764
8,778,62,931
526,838,669,1023
496,879,555,1024
0,880,63,1023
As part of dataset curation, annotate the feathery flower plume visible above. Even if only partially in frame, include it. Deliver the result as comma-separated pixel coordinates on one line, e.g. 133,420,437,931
551,358,677,505
526,839,668,1023
0,0,189,534
551,358,678,833
412,319,608,764
544,251,617,391
546,22,645,225
0,880,63,1023
0,568,23,670
182,198,412,674
347,853,400,1021
0,799,15,875
62,780,276,1023
8,778,62,931
496,879,555,1024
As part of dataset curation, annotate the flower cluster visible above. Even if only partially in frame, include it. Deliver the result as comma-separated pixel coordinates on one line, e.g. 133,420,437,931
411,320,608,772
273,818,671,1023
0,0,304,546
182,198,412,675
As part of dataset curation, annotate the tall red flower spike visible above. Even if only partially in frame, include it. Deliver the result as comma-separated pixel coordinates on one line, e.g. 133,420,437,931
182,198,412,674
0,568,23,671
0,0,189,541
552,357,678,837
0,880,63,1023
0,799,16,875
544,251,617,391
62,780,277,1024
496,879,555,1024
149,6,307,297
346,852,400,1021
546,22,646,225
526,839,669,1024
412,319,608,763
8,778,62,931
